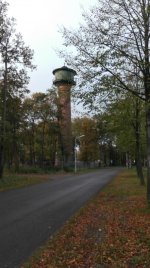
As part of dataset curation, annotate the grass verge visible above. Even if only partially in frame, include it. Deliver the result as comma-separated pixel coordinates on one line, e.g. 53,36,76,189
21,169,150,268
0,168,99,191
0,174,52,191
0,171,70,191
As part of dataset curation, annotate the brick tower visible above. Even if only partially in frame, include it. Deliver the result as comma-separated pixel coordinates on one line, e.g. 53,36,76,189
53,66,77,169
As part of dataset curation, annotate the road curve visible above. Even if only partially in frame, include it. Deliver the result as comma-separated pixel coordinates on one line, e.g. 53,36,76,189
0,168,121,268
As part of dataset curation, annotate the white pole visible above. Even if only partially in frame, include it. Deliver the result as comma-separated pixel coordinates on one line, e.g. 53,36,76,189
75,138,77,173
74,135,85,173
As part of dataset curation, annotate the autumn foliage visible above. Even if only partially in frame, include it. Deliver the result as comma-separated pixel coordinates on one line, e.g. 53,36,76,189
22,170,150,268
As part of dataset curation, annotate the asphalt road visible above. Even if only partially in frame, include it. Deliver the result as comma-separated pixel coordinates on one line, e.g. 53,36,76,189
0,168,121,268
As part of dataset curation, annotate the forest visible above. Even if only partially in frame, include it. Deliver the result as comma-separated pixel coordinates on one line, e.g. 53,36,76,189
0,0,149,198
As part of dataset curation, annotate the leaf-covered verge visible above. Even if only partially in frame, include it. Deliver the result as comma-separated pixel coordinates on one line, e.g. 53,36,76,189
21,170,150,268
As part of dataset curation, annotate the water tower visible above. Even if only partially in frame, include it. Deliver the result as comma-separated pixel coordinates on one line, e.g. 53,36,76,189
53,66,77,169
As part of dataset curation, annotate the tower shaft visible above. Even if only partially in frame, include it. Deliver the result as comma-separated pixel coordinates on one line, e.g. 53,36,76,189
53,66,76,169
58,84,72,167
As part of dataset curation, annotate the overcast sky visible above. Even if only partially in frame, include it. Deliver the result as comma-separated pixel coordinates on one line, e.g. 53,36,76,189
6,0,97,94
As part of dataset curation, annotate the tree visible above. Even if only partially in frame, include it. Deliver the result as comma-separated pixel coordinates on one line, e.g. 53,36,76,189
60,0,150,202
0,0,35,178
5,96,23,171
72,116,100,166
22,90,58,168
22,97,37,166
98,95,146,184
92,109,125,167
31,91,57,167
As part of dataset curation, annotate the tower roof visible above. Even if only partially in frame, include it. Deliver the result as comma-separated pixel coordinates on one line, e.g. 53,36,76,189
52,66,77,86
52,66,77,75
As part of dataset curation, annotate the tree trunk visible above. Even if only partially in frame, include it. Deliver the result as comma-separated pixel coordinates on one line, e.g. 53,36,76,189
0,53,8,179
135,98,145,185
0,144,4,178
40,123,45,168
12,125,19,172
136,153,145,186
146,103,150,203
